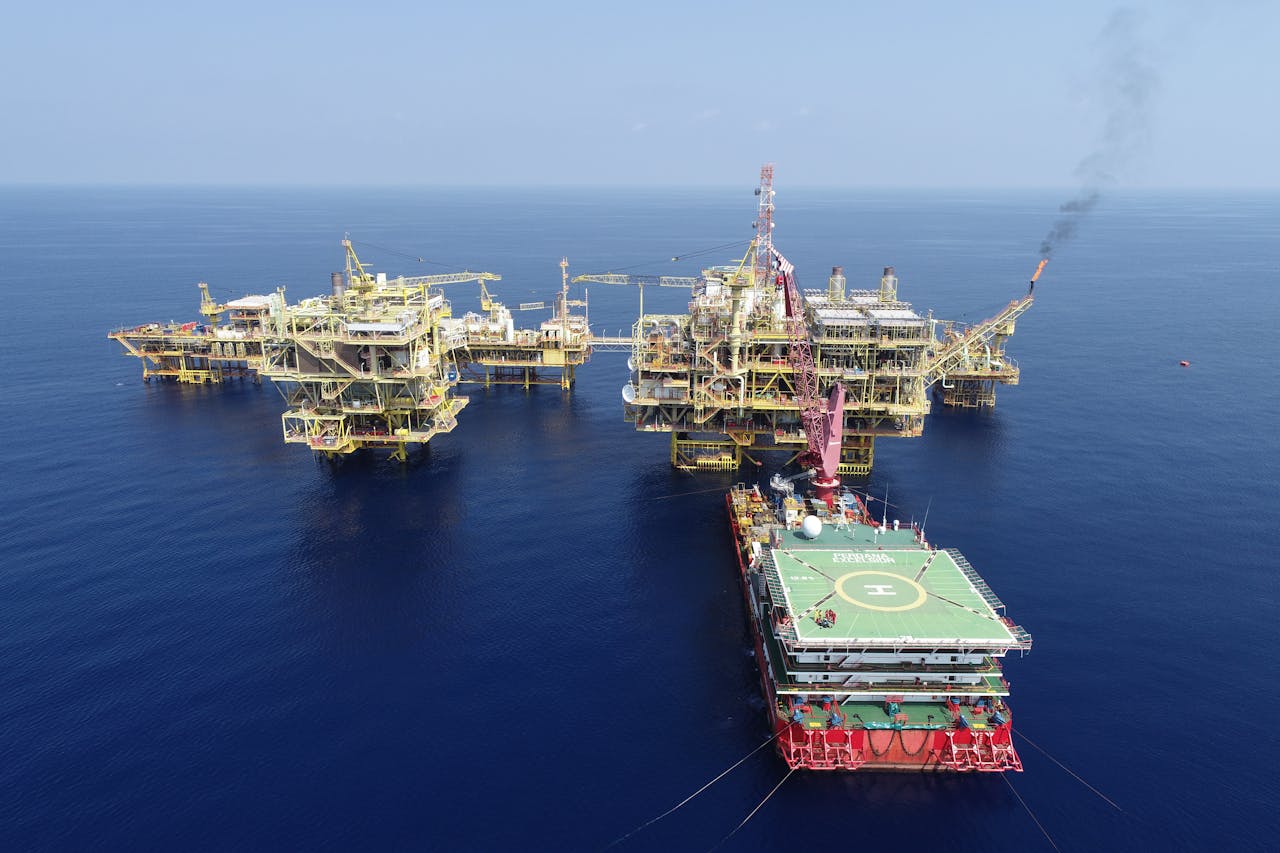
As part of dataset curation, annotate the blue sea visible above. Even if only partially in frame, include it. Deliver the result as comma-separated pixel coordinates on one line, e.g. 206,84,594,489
1,186,1277,851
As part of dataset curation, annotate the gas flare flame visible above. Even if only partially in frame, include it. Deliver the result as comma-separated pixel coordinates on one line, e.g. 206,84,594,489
1030,259,1049,284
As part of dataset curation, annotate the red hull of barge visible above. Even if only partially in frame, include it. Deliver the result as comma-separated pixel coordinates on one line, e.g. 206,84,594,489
771,715,1021,772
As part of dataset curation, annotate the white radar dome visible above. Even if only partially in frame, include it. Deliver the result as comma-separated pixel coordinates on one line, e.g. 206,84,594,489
800,515,822,539
626,356,635,372
622,383,636,403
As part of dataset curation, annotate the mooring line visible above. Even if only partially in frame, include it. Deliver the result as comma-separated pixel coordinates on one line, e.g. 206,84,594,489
1014,727,1124,813
1003,773,1061,851
708,765,797,851
650,485,736,500
604,728,784,849
605,239,751,274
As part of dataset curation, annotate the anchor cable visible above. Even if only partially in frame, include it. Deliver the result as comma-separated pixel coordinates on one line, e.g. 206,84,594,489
604,727,785,848
605,239,753,274
348,239,467,270
1013,728,1124,813
650,485,740,500
708,765,797,851
1003,773,1061,851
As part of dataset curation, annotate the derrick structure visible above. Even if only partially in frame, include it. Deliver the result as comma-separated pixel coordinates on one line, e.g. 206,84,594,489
593,166,933,475
449,258,592,390
258,240,492,461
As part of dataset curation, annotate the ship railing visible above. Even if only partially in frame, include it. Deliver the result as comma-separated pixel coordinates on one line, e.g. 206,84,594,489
1007,624,1033,651
791,659,1001,676
773,617,799,646
945,548,1006,613
757,552,790,614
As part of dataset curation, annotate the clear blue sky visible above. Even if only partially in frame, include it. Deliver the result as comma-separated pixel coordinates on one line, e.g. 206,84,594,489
3,1,1274,187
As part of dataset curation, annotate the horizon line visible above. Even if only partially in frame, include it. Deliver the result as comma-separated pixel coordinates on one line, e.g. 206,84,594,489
3,181,1277,193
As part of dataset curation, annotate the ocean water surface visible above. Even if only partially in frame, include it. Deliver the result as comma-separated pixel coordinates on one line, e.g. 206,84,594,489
1,186,1277,850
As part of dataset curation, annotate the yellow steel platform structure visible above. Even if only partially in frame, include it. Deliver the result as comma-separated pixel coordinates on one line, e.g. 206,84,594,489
109,243,601,461
581,253,932,476
926,295,1034,408
575,167,1037,475
107,183,1036,471
449,258,591,390
588,262,1033,475
108,285,270,383
256,240,496,461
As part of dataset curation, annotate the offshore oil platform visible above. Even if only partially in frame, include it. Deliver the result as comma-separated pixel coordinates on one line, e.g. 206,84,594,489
577,165,1037,474
110,241,600,461
107,165,1042,472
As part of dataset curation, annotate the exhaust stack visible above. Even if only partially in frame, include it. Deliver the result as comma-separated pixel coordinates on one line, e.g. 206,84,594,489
827,266,846,301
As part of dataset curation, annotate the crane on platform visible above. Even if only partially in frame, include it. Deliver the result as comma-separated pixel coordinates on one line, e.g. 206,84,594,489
197,282,224,326
473,259,586,323
342,238,500,294
768,467,816,498
479,279,497,313
571,271,696,319
755,164,842,504
391,270,502,289
557,257,588,330
342,237,376,290
475,279,543,321
570,273,698,288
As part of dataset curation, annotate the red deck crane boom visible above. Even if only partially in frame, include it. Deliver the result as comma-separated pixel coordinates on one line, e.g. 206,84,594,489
756,165,844,506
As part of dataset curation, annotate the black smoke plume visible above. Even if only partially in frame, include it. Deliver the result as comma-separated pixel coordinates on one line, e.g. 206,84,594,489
1041,8,1155,258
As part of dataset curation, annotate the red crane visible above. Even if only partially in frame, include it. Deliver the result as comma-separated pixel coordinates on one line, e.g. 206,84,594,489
755,165,844,506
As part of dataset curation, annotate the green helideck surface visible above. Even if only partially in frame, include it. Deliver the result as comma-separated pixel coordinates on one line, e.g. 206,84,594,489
770,530,1015,645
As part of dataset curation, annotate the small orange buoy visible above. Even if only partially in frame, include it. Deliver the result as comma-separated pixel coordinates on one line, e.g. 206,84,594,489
1179,360,1191,367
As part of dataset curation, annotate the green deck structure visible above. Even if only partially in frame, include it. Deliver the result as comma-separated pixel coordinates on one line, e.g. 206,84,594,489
771,523,1016,646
